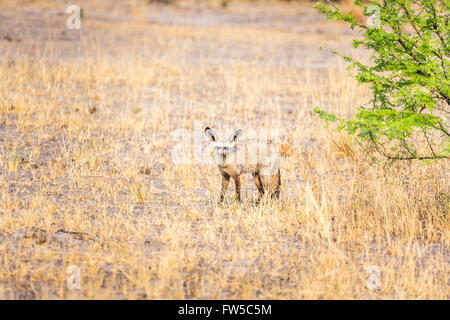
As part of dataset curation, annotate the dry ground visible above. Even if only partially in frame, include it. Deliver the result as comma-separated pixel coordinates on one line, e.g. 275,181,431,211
0,0,448,299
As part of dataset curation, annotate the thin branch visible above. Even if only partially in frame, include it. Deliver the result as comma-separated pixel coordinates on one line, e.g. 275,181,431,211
422,129,437,157
369,131,448,161
434,122,450,137
57,229,99,241
400,3,422,40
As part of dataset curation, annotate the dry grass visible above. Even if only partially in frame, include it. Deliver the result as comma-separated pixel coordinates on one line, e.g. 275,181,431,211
0,0,448,299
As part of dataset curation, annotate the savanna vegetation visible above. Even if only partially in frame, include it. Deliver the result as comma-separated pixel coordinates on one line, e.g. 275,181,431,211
0,0,448,299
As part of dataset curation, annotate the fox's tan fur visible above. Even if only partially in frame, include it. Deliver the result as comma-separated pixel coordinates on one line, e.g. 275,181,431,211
205,127,281,203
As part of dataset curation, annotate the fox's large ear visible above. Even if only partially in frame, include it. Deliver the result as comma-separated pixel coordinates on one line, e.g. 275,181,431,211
205,127,218,142
228,129,242,143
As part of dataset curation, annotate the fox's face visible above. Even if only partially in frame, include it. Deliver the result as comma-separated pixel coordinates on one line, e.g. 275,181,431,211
213,142,237,159
205,126,281,203
205,127,242,164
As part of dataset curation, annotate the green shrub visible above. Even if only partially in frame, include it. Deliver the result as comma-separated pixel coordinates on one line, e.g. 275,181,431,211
315,0,449,161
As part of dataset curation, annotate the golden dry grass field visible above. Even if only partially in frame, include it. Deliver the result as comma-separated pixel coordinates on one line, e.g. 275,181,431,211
0,0,448,299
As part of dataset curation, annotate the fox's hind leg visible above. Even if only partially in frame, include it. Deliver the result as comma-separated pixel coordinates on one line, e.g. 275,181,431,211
269,168,281,199
234,176,241,202
253,172,265,204
259,169,281,201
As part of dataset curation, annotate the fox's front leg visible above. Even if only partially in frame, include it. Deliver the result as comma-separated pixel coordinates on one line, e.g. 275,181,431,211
219,173,230,203
234,176,241,202
253,172,265,205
